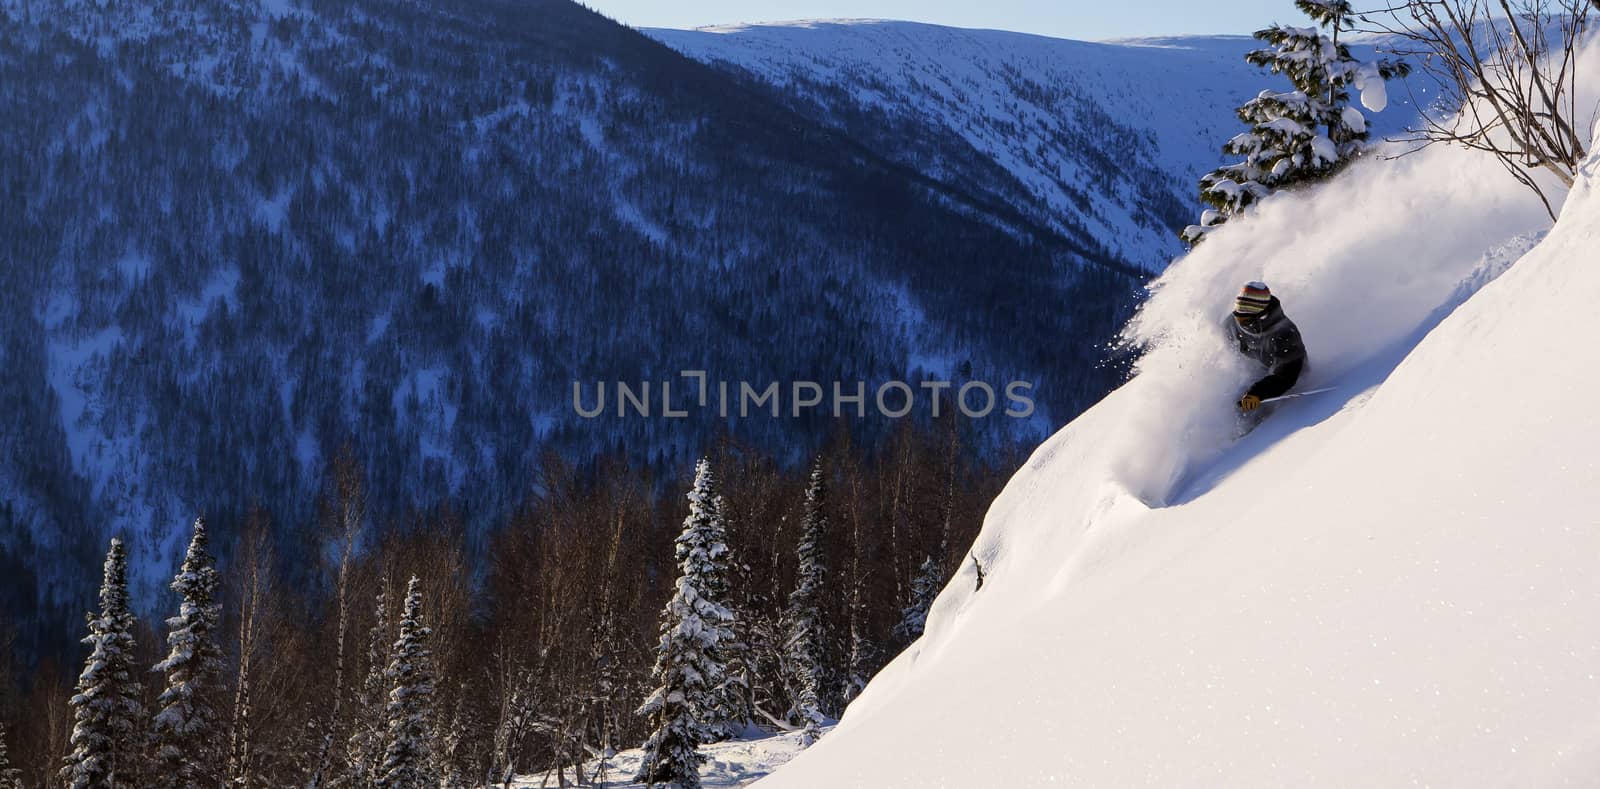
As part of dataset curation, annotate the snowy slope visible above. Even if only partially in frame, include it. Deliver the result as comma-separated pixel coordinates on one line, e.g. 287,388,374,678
759,53,1600,789
650,20,1423,271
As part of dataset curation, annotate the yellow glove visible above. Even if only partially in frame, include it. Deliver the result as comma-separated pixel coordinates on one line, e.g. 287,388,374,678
1238,394,1262,413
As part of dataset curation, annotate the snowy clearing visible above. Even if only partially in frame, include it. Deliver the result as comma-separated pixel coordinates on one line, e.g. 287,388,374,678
511,727,828,788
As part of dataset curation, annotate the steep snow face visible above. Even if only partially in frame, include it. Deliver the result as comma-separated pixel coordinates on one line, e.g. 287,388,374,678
759,84,1600,789
650,20,1422,272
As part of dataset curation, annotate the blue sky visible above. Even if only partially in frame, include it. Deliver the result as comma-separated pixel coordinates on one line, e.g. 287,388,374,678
582,0,1293,40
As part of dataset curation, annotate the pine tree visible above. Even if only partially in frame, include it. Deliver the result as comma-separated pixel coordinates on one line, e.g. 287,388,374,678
1184,0,1406,243
377,576,437,789
348,588,392,787
634,459,735,787
0,719,20,789
785,459,829,746
152,517,225,788
62,537,144,789
894,557,943,644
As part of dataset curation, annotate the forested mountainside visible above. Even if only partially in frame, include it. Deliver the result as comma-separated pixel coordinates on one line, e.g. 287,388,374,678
651,21,1422,273
0,0,1141,638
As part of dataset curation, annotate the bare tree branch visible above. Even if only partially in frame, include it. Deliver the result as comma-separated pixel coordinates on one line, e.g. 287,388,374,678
1364,0,1593,219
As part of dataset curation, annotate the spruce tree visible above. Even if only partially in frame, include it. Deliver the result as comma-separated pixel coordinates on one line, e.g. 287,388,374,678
1184,0,1405,243
704,491,750,742
634,458,735,787
348,588,392,787
894,557,943,644
785,459,829,746
377,576,437,789
152,518,225,788
62,537,144,789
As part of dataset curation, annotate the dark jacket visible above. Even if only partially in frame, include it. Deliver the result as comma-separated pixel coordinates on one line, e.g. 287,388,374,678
1230,297,1306,400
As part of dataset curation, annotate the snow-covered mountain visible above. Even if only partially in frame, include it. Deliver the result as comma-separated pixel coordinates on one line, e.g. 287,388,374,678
756,47,1600,787
649,20,1422,272
0,1,1151,628
0,9,1429,635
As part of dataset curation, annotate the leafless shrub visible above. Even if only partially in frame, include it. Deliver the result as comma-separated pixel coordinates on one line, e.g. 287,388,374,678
1368,0,1596,217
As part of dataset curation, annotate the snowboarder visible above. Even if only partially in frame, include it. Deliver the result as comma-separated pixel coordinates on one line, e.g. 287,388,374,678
1230,281,1306,414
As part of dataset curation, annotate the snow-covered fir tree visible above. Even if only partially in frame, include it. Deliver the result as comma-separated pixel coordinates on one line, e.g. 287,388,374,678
377,576,437,789
61,537,144,789
0,720,20,789
785,459,830,746
704,491,751,742
347,588,391,787
1183,0,1405,243
152,517,226,788
712,606,757,741
634,458,736,788
894,557,943,644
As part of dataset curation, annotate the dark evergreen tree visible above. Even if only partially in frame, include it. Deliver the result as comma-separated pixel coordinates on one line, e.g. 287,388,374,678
62,538,144,789
377,577,437,789
785,459,829,746
634,459,734,787
152,518,226,788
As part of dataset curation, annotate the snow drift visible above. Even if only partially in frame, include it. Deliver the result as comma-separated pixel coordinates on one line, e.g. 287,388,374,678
759,63,1600,789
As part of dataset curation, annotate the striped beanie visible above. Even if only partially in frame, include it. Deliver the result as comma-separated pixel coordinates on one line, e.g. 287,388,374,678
1234,281,1273,316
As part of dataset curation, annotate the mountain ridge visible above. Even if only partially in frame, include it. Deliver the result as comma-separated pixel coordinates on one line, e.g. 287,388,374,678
650,18,1422,274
